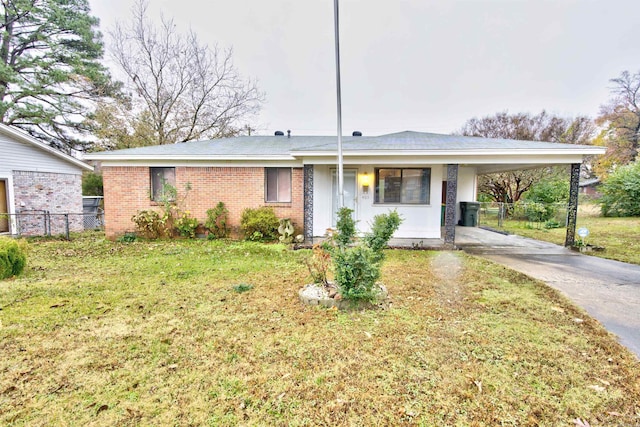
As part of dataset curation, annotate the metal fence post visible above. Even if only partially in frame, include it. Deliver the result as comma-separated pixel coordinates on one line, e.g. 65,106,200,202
64,214,70,240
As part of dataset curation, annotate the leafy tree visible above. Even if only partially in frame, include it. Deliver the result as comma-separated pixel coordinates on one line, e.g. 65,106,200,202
595,70,640,177
458,111,595,203
599,161,640,217
0,0,115,152
103,0,263,147
523,177,569,204
81,171,103,196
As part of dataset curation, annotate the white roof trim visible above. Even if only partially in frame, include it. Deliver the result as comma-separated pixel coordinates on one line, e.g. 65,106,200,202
0,123,93,171
85,154,297,161
291,147,607,157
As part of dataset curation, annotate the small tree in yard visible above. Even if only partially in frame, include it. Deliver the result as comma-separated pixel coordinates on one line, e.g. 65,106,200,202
325,208,402,303
599,161,640,217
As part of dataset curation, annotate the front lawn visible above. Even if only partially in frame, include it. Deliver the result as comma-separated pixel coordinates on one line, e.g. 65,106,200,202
1,235,638,425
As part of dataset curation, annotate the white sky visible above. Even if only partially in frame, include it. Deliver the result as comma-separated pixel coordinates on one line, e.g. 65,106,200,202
89,0,640,136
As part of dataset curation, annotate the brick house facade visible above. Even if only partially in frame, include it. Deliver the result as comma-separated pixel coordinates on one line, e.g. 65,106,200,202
1,124,92,236
87,131,604,244
103,166,304,240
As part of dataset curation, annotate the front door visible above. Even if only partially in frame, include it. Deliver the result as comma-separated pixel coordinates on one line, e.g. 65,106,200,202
0,180,8,233
332,169,357,226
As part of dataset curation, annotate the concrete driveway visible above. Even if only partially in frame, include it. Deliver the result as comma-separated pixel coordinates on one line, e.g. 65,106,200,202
455,227,640,359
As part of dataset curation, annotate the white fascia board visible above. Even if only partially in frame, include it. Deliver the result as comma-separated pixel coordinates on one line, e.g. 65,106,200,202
84,154,297,162
299,153,595,165
97,158,304,168
0,124,93,171
292,147,606,158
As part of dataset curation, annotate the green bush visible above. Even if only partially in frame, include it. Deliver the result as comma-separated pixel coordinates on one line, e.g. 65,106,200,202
131,210,167,239
599,161,640,217
174,212,199,238
240,207,279,241
329,209,402,303
205,202,229,238
0,238,27,279
82,171,103,196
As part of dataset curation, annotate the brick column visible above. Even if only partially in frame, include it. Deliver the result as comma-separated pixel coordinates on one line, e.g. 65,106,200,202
444,164,459,248
565,163,580,247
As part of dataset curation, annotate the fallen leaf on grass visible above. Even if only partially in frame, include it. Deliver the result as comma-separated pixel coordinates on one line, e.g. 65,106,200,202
573,418,591,427
587,385,605,392
96,404,109,415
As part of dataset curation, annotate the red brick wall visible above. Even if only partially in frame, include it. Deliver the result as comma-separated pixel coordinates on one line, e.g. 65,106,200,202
102,166,304,240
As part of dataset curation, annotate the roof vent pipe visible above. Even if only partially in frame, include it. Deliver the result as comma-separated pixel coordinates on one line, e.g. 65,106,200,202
352,131,362,136
287,130,291,138
274,131,284,136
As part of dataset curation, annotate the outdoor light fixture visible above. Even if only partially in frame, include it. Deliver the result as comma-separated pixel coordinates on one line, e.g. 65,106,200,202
361,172,370,193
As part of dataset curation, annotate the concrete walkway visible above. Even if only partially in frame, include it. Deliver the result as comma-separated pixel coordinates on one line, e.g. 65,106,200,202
455,227,640,359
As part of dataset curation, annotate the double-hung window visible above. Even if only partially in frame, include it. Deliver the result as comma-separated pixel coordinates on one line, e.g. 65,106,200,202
265,168,292,202
374,168,431,204
150,167,176,201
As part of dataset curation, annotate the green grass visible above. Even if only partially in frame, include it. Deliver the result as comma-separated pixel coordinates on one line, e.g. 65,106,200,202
0,234,639,425
481,203,640,265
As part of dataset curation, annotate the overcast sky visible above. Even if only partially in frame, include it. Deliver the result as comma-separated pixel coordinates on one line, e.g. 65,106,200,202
89,0,640,137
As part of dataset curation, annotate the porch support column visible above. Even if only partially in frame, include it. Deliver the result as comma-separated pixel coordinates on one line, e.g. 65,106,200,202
444,164,459,249
303,165,314,241
565,162,580,247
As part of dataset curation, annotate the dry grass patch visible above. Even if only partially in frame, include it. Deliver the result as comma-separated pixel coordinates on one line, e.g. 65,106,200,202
0,235,638,426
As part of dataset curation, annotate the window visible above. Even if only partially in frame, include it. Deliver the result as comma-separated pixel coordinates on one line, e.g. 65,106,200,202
265,168,292,202
150,167,176,201
375,168,430,204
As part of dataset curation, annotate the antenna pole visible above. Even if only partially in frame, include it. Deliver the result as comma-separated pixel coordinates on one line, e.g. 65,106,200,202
334,0,344,209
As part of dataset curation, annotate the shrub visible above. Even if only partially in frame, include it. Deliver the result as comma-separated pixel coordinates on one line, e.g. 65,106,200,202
304,245,331,285
328,209,402,303
205,202,229,238
174,211,199,238
0,238,27,279
240,207,279,241
599,161,640,217
131,210,167,239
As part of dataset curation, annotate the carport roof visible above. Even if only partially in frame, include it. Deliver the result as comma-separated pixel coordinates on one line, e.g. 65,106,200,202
85,130,605,164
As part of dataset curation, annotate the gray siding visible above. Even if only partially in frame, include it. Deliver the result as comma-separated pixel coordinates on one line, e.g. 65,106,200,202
0,134,85,176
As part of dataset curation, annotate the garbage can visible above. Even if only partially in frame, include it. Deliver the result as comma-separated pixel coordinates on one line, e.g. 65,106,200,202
459,201,480,227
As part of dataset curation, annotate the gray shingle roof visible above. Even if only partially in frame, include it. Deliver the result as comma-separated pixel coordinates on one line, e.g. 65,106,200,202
86,130,598,159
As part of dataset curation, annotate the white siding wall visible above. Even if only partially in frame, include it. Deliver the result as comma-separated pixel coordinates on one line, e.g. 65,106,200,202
312,164,444,239
456,166,478,222
0,134,84,176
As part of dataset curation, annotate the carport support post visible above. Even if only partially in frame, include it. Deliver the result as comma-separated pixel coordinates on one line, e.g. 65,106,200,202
565,163,580,247
444,164,459,249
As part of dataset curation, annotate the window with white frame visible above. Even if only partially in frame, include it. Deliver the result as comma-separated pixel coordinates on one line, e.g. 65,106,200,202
374,168,430,204
150,167,176,201
265,168,292,202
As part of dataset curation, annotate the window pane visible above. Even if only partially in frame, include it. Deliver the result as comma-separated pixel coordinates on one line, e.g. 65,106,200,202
401,169,430,204
265,168,291,202
375,168,430,204
150,167,175,201
266,168,278,202
277,168,291,202
377,169,401,203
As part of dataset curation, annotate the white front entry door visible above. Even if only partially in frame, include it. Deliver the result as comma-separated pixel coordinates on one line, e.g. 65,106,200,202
332,169,357,227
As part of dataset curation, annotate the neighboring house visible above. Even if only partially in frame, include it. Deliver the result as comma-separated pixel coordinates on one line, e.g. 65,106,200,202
0,124,93,236
85,131,605,244
579,178,601,197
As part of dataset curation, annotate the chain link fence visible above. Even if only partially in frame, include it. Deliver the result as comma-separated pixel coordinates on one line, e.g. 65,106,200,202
478,202,568,230
1,210,104,239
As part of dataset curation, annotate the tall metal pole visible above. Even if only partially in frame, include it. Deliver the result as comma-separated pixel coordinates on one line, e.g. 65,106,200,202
334,0,344,209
